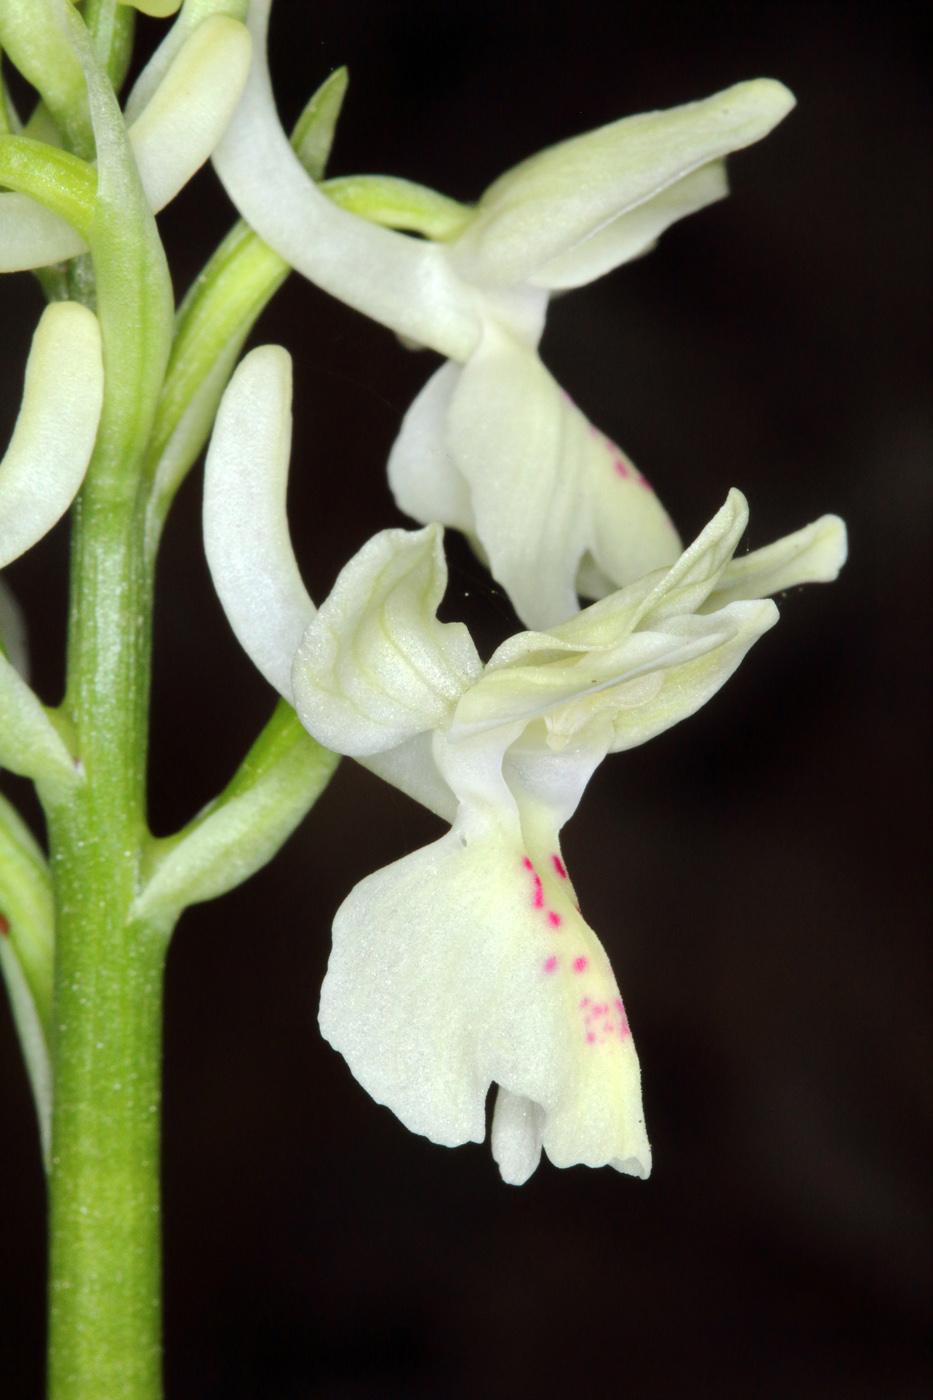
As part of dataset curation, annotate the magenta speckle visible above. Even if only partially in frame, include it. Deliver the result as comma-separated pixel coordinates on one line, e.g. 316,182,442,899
533,878,544,909
580,997,591,1008
547,911,562,927
586,1032,596,1044
543,956,558,973
522,857,533,871
573,956,588,973
551,854,568,879
614,998,631,1037
613,455,630,479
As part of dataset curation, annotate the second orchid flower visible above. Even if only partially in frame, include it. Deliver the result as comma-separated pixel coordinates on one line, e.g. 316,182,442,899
202,345,846,1183
212,0,797,628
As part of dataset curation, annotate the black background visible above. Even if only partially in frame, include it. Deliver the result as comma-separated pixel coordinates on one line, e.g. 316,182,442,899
1,2,929,1396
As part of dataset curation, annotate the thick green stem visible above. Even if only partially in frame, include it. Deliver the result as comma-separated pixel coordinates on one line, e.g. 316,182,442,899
43,477,167,1399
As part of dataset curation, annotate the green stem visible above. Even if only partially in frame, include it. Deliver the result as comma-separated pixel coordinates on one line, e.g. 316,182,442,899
42,472,168,1398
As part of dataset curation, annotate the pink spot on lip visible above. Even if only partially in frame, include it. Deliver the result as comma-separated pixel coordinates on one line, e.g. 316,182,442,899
586,1032,596,1043
547,911,562,927
522,857,533,871
613,455,630,478
543,956,558,973
551,854,568,879
573,957,588,973
580,997,591,1008
533,878,544,909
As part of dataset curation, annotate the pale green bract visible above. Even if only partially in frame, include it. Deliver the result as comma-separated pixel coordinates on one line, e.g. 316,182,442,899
212,0,797,628
202,343,847,1183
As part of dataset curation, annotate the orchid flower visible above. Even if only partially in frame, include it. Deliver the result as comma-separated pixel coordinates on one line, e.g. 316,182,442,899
0,3,251,272
203,345,847,1182
211,0,796,628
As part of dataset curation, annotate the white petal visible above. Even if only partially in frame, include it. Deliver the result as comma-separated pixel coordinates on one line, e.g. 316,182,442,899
704,513,848,608
386,362,476,536
291,525,481,757
451,624,726,741
125,15,252,212
319,800,650,1179
530,160,728,290
443,324,680,628
0,303,103,568
203,344,314,701
632,487,750,628
452,79,795,287
608,601,779,751
211,0,480,361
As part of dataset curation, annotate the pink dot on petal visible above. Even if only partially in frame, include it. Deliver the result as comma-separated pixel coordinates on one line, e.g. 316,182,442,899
547,911,562,927
533,878,544,909
613,456,630,478
587,1032,596,1043
580,997,591,1008
523,857,533,871
573,957,588,973
544,956,557,973
551,854,568,879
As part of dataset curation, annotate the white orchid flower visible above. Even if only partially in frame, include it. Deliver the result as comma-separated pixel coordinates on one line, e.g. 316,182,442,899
0,9,252,271
203,345,847,1182
211,0,796,627
0,300,104,568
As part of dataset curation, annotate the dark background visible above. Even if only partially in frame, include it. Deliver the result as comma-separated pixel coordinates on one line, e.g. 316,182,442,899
1,1,929,1396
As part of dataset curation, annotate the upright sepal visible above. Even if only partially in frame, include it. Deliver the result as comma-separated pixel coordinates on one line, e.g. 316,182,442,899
451,79,796,287
203,345,315,701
